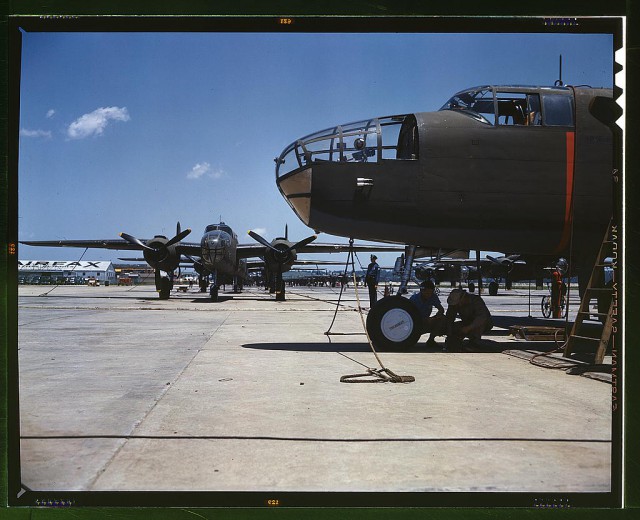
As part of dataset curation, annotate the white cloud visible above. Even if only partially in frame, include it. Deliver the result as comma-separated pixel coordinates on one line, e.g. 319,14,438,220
186,162,227,180
186,162,211,180
250,227,267,237
208,168,226,179
67,106,130,139
46,109,56,119
20,128,52,139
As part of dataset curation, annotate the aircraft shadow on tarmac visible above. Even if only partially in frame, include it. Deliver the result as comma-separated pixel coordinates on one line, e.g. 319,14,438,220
243,341,374,353
243,314,604,355
188,295,236,303
241,337,575,354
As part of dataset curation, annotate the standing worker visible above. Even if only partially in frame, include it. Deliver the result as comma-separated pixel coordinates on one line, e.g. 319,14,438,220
365,254,380,308
550,259,567,319
551,267,563,318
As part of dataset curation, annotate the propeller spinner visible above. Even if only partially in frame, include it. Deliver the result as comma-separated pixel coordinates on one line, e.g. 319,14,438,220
119,222,191,271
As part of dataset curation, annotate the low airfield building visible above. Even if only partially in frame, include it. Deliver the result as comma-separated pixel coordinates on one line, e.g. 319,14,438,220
18,260,117,285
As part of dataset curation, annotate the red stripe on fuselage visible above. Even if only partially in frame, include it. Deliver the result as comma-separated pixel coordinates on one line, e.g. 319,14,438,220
555,131,575,254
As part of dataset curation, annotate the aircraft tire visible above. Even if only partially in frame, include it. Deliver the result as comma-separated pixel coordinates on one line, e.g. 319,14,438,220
366,296,421,350
468,282,475,293
159,278,171,300
210,286,219,302
489,281,499,296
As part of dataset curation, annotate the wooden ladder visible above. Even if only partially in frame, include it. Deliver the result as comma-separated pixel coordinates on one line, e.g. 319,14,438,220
563,219,615,364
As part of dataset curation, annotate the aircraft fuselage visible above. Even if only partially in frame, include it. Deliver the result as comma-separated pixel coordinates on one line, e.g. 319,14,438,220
276,85,614,261
200,224,247,278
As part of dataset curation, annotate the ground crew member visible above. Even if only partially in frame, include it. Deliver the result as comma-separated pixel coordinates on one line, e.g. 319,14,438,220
445,288,493,352
409,280,446,348
365,254,380,307
551,267,564,318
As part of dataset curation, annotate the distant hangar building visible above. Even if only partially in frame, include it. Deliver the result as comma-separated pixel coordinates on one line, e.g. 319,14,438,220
18,260,117,284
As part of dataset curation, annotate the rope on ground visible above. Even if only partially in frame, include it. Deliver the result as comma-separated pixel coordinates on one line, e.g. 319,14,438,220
37,247,89,297
327,239,414,384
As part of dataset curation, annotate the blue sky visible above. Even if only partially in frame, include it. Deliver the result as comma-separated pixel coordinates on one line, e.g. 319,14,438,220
17,31,613,268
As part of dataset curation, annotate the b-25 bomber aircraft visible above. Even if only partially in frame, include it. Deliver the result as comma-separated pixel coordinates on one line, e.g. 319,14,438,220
21,221,404,301
411,253,530,295
275,83,617,348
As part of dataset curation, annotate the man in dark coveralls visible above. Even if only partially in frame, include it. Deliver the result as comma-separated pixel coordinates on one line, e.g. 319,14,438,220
445,288,493,352
409,280,446,347
365,254,380,307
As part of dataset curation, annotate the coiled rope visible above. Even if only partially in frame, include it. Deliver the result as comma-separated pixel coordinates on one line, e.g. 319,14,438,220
325,239,414,383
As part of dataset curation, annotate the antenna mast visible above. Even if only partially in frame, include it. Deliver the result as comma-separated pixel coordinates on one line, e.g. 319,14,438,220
555,54,564,86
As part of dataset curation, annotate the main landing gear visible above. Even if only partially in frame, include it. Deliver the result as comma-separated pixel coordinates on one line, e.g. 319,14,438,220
155,270,172,300
366,296,422,350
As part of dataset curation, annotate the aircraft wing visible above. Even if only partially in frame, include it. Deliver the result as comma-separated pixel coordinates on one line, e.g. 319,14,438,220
293,259,350,265
20,239,202,257
234,242,405,259
417,255,524,267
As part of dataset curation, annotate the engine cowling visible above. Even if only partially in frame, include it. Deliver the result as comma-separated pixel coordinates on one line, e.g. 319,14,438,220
142,235,181,272
263,238,297,273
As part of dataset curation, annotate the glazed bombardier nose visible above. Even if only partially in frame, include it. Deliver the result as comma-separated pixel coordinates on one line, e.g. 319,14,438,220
201,230,232,265
275,114,419,227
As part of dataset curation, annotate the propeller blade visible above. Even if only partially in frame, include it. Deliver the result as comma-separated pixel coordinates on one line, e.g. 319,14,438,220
248,230,279,252
120,232,154,252
166,227,191,247
287,234,317,253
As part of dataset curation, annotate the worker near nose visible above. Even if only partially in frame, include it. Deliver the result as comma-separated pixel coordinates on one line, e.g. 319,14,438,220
409,280,446,348
365,254,380,308
445,288,493,352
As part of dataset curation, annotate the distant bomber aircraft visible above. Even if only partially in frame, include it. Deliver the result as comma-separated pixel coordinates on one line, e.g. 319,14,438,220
275,84,617,347
21,222,403,301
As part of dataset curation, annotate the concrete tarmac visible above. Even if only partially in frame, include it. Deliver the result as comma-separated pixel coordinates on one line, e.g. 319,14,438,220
16,283,613,500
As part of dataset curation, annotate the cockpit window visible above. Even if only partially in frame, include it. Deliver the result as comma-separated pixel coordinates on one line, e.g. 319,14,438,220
275,114,418,178
496,92,542,126
204,223,236,239
439,88,494,125
542,94,574,126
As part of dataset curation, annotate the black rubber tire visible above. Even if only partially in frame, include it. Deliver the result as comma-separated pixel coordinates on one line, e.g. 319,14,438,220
488,281,499,296
541,295,551,318
159,278,171,300
210,286,219,302
366,296,422,350
468,282,475,293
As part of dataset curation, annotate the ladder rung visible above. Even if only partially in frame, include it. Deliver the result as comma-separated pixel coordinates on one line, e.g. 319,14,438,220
585,287,612,292
578,311,609,317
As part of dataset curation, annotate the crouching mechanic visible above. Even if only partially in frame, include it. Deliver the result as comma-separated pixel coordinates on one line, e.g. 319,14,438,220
409,280,447,348
445,288,493,352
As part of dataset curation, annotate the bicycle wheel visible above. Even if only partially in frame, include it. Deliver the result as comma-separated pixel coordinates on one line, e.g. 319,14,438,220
541,295,552,318
560,296,568,318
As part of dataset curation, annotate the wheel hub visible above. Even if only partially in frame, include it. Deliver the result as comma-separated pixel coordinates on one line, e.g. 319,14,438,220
380,308,414,342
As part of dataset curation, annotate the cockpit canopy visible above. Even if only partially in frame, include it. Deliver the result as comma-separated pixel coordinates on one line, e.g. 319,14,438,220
275,114,419,179
439,85,574,127
204,222,236,239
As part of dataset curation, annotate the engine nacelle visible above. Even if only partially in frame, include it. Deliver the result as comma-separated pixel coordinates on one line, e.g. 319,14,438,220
142,235,181,273
264,238,297,273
